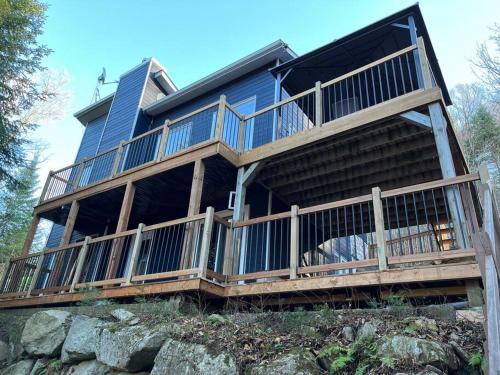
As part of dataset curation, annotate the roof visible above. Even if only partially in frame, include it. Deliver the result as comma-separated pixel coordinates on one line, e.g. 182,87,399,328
271,3,452,105
144,40,297,116
74,93,114,125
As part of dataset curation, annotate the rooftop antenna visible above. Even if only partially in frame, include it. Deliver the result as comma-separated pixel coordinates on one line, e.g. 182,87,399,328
91,67,118,103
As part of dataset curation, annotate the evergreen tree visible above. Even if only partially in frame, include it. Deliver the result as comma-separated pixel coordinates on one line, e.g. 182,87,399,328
0,0,51,185
0,156,40,260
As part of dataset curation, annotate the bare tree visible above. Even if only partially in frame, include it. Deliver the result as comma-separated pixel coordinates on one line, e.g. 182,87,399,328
472,24,500,103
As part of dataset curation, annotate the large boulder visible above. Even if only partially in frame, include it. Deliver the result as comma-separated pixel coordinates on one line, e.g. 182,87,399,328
21,310,71,357
356,319,381,341
151,338,237,375
377,335,459,371
1,359,34,375
61,315,106,364
248,350,320,375
96,325,167,372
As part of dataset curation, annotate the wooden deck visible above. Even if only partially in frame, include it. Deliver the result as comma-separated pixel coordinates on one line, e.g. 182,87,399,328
0,256,480,309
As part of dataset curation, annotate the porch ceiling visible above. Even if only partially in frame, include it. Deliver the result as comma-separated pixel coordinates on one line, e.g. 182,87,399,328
256,115,443,208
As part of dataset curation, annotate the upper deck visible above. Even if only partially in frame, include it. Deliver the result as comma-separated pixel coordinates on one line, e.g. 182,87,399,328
37,38,446,214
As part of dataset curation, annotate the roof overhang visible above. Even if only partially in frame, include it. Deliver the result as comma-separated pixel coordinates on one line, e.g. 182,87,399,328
144,40,297,116
271,3,452,105
74,93,114,125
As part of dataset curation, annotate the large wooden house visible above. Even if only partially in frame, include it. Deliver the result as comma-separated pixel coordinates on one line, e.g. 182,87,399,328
0,5,491,308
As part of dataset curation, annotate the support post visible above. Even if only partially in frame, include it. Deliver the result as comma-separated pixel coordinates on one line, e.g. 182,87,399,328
105,181,136,280
27,250,45,296
290,205,299,279
315,81,322,127
416,37,432,89
180,159,205,269
408,15,424,89
428,102,468,249
112,141,125,176
372,187,388,270
125,223,145,285
157,120,170,160
21,215,40,255
222,222,233,280
214,95,226,141
198,207,215,278
70,236,90,292
60,200,79,246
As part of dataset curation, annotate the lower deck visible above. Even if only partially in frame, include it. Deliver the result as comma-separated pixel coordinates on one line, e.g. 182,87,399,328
0,255,481,309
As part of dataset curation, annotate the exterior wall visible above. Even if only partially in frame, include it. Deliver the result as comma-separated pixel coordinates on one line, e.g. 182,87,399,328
74,115,107,162
152,64,277,149
97,61,151,152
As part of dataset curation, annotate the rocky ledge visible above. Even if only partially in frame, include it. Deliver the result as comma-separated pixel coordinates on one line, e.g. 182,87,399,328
0,302,485,374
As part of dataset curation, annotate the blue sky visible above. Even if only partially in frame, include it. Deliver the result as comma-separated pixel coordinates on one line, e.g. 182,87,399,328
33,0,500,186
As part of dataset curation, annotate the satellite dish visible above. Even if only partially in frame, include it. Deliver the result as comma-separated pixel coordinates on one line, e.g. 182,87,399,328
97,68,106,85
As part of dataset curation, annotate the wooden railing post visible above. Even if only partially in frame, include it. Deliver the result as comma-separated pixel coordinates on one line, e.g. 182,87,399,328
214,95,226,141
416,37,432,89
315,81,322,127
111,141,125,176
157,120,170,161
198,207,215,278
70,236,90,292
125,223,145,285
372,187,388,270
39,171,53,203
237,118,245,152
27,250,45,296
73,159,86,190
290,205,299,279
222,223,233,282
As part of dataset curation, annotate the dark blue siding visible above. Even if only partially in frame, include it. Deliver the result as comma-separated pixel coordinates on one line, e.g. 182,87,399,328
152,65,277,148
46,224,64,248
98,61,151,152
74,115,106,162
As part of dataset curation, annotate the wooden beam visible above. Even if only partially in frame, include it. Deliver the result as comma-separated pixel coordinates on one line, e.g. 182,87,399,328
315,81,322,127
60,201,79,246
399,111,431,129
105,181,136,280
181,159,205,270
242,162,263,186
372,187,387,270
214,95,226,141
429,102,468,249
21,215,40,256
416,37,433,89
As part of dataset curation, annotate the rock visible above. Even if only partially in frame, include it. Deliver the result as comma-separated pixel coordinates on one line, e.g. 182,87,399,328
419,305,456,321
96,325,167,372
29,358,48,375
21,310,71,357
406,317,438,332
249,350,320,375
356,319,381,341
110,309,135,322
127,318,140,326
1,359,35,375
151,338,237,375
61,315,106,364
0,340,8,362
206,313,228,326
341,326,355,342
419,364,444,374
64,360,111,375
456,309,484,323
378,335,459,370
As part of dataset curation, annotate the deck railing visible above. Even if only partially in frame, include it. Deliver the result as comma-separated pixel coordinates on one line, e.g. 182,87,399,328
0,176,483,299
227,174,480,283
38,38,435,204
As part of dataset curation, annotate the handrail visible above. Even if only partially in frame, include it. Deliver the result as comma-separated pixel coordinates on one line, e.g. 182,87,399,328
168,100,220,127
320,44,418,89
142,213,206,232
